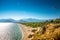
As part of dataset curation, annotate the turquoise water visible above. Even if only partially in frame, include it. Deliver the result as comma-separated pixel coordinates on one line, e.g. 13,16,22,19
0,23,22,40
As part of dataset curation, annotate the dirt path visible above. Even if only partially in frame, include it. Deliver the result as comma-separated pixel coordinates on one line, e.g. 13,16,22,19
18,24,33,40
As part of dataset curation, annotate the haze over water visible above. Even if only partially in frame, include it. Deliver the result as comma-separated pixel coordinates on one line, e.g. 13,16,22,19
0,23,22,40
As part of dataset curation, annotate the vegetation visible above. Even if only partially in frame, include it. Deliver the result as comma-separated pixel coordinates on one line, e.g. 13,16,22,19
31,24,60,40
21,18,60,40
21,22,49,28
21,18,60,27
28,34,33,38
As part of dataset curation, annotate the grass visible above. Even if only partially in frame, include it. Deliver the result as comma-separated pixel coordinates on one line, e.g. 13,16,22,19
21,18,60,40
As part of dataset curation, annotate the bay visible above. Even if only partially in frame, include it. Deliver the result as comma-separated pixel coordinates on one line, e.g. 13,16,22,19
0,23,22,40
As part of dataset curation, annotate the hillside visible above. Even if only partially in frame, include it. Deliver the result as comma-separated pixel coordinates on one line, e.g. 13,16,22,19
21,18,60,40
32,23,60,40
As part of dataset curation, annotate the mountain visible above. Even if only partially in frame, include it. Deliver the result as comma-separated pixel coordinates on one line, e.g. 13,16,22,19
17,19,26,22
18,18,45,22
0,19,16,22
0,18,45,22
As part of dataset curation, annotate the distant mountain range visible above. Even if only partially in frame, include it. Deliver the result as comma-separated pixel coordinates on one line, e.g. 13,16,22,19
0,19,16,22
0,18,45,22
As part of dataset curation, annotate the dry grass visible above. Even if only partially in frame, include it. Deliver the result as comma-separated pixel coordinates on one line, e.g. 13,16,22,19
32,23,60,40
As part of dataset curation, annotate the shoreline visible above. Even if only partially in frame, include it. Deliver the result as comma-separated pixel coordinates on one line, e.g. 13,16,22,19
19,24,33,40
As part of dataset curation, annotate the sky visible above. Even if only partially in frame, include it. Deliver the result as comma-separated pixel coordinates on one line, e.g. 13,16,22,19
0,0,60,20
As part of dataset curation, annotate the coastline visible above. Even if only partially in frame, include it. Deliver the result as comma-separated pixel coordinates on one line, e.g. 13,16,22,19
18,24,33,40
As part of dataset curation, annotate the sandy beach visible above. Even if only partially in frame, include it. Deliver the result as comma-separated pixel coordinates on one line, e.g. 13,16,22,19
19,24,34,40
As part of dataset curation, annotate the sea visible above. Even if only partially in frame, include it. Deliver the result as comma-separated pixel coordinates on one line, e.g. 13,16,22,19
0,23,22,40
